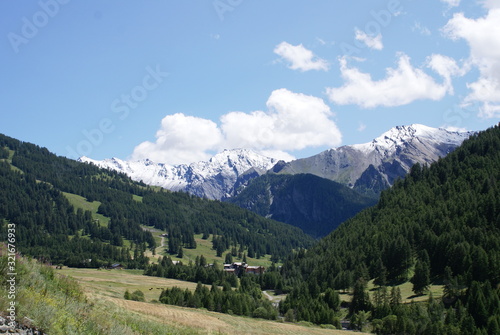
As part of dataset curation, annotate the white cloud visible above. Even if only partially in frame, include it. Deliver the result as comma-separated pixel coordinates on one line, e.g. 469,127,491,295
221,88,341,151
132,89,342,165
481,0,500,9
326,54,453,108
443,8,500,118
131,114,223,165
426,54,465,94
441,0,460,7
274,42,329,72
354,28,383,50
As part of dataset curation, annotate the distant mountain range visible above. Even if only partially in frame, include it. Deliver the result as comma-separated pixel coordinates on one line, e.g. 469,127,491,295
80,149,278,200
273,124,474,197
81,124,474,200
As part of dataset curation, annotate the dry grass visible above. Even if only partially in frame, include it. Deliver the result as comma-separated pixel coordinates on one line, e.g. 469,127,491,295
104,296,359,335
58,267,201,302
62,267,364,335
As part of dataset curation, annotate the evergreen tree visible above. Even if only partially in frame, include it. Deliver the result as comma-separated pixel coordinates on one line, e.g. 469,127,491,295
411,259,430,295
350,278,372,315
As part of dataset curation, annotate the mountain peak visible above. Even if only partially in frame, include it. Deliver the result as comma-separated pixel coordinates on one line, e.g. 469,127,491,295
277,124,474,196
79,124,474,200
79,148,278,200
351,124,472,155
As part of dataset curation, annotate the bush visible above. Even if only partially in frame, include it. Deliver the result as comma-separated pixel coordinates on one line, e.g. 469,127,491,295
130,290,145,302
284,309,295,322
252,307,269,319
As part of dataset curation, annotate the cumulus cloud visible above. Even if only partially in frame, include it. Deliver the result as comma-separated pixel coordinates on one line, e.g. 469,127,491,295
131,114,223,165
326,54,454,108
481,0,500,9
355,28,383,50
274,42,329,71
426,54,465,94
443,8,500,118
221,88,341,151
132,89,342,165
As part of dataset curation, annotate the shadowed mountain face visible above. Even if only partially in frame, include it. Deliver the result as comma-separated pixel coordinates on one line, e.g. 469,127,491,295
228,174,377,238
272,124,474,197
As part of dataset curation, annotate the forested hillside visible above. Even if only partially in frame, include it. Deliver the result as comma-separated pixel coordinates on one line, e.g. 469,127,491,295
229,173,376,237
279,124,500,333
0,134,313,268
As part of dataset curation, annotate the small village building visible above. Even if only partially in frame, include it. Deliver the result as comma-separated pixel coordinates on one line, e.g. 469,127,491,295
245,265,265,275
222,262,265,275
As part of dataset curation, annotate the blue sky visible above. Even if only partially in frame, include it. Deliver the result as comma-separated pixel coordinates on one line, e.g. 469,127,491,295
1,0,499,165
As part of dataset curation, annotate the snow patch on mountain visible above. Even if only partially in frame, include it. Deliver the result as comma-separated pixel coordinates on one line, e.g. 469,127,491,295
79,149,279,199
79,124,474,200
274,124,474,195
351,124,470,155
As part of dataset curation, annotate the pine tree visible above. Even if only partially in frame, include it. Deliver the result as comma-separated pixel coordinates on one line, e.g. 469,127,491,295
411,259,430,295
350,278,372,315
225,252,233,264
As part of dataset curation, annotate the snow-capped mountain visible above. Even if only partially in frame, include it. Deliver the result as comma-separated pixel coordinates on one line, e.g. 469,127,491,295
78,149,279,200
273,124,474,197
79,124,473,200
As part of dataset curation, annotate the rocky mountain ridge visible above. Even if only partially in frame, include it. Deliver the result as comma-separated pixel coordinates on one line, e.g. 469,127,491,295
79,149,278,200
273,124,474,197
80,124,474,199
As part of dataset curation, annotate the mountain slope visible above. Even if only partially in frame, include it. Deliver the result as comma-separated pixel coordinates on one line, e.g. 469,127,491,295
80,149,278,200
228,174,377,237
279,124,500,331
273,124,473,197
0,133,313,267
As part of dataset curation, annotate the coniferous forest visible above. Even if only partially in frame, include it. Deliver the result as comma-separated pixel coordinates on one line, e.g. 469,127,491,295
0,133,313,269
278,124,500,333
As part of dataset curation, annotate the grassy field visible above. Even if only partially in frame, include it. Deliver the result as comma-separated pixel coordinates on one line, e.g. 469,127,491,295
338,279,444,305
58,267,202,302
144,230,277,269
1,149,23,173
63,192,110,226
61,267,365,335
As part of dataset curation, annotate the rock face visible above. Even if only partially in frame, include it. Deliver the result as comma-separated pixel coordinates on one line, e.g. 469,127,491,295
79,149,278,200
272,124,474,197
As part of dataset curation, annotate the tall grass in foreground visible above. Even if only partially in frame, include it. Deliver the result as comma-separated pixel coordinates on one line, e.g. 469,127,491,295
0,249,199,334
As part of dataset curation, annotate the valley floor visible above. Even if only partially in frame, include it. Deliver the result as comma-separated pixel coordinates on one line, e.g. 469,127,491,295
59,267,366,335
